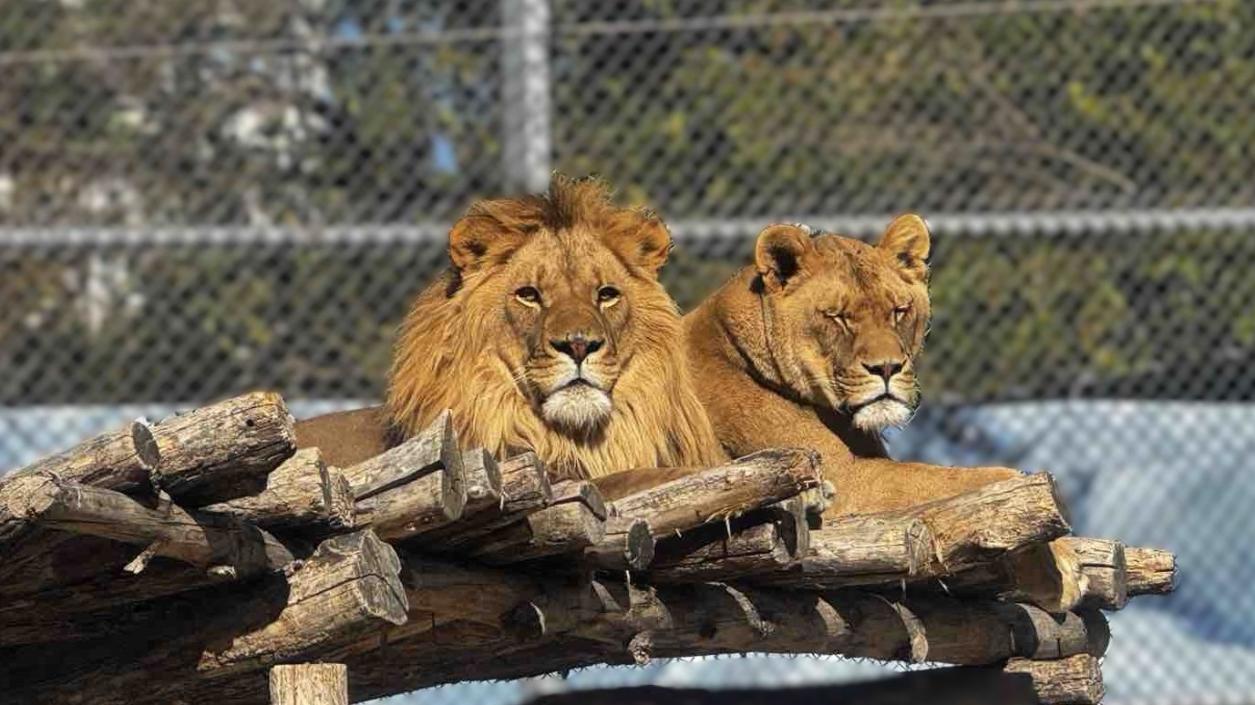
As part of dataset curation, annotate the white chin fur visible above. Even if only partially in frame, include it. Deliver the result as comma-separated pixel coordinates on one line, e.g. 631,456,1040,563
542,385,612,432
852,398,912,432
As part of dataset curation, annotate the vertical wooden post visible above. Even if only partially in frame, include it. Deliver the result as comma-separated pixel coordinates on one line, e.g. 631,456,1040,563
269,664,348,705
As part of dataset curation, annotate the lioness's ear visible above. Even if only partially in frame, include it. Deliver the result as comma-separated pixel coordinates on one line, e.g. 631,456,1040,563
878,213,931,281
603,211,672,276
755,224,813,292
448,215,529,272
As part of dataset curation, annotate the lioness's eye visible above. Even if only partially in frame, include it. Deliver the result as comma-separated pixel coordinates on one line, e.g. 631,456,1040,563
597,286,621,305
515,286,541,305
893,303,911,323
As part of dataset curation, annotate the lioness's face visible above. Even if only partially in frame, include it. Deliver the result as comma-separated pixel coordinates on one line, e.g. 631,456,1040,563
448,206,675,437
755,216,932,432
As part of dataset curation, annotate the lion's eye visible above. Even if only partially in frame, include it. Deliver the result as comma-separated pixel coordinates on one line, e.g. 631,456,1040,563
515,286,541,305
893,304,911,323
597,286,621,305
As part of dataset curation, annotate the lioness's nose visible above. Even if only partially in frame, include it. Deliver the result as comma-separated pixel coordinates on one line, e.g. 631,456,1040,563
864,360,905,382
551,334,604,364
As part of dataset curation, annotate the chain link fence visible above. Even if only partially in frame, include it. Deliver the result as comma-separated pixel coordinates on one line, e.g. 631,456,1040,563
2,1,1253,703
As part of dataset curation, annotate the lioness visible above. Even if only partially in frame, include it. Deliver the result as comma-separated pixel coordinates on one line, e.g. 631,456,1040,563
297,176,725,481
682,216,1081,608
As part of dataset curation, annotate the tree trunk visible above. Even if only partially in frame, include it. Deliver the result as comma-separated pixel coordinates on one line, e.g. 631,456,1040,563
269,664,348,705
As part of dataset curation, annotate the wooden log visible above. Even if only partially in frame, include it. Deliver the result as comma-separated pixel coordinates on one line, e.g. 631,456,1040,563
354,462,467,541
751,473,1070,592
647,500,810,583
151,391,296,505
14,474,294,577
1126,546,1176,596
411,451,553,548
3,530,407,705
269,664,347,705
341,410,458,500
200,449,354,533
1060,537,1128,610
551,480,608,520
1003,655,1104,705
470,501,606,564
584,516,655,571
610,449,821,537
4,420,160,494
460,448,502,515
752,514,932,589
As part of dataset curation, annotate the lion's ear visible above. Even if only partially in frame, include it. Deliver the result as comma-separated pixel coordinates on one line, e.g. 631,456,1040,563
448,215,529,272
755,224,813,292
878,214,931,281
604,213,672,276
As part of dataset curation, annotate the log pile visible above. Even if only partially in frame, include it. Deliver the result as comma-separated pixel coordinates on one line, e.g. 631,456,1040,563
0,392,1177,705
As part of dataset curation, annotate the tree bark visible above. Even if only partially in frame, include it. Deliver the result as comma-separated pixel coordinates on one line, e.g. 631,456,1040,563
201,448,354,533
354,465,467,541
12,475,295,578
610,449,821,538
1125,546,1176,596
151,392,296,505
1003,655,1105,705
584,516,654,571
470,501,606,564
413,451,553,548
341,410,459,500
269,664,348,705
460,448,502,515
647,501,810,582
4,420,159,494
1060,537,1128,610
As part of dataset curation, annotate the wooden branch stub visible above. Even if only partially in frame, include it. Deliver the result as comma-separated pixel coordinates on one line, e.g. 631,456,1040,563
460,448,503,515
648,501,809,583
199,529,408,675
269,664,348,705
611,448,821,538
471,501,606,564
201,448,354,533
151,391,296,505
1126,546,1176,596
343,410,459,500
584,516,655,571
6,420,160,494
17,475,295,577
752,514,932,589
1003,655,1105,705
1060,536,1129,610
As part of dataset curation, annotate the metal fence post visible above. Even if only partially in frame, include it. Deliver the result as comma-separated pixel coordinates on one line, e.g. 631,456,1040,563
501,0,552,193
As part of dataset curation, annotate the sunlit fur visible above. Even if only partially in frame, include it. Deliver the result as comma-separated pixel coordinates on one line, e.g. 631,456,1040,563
385,177,725,481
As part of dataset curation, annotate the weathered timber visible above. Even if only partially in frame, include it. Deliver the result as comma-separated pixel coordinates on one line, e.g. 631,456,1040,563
151,392,296,505
411,452,552,549
201,449,354,533
5,420,160,494
752,514,932,589
504,579,1107,666
460,448,502,515
751,473,1069,592
584,516,654,571
269,664,348,705
550,480,608,520
3,530,407,705
647,501,810,583
1060,537,1128,610
1126,546,1176,596
1004,655,1105,705
610,449,821,537
354,463,467,541
342,410,458,500
471,501,606,564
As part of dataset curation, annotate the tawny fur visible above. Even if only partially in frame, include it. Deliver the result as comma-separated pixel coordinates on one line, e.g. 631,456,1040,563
385,177,725,481
682,216,1082,610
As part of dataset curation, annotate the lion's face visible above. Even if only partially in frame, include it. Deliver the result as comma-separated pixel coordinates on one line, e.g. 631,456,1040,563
754,216,932,432
465,230,651,434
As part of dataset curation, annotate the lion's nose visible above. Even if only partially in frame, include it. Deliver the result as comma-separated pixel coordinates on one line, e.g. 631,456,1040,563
551,334,604,364
864,360,905,382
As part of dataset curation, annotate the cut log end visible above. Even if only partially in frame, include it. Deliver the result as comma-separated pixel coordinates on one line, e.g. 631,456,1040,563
1126,546,1176,596
1003,655,1105,705
585,516,655,571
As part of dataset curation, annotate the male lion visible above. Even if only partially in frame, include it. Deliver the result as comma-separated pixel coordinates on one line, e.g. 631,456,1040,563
682,215,1081,609
296,177,725,481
